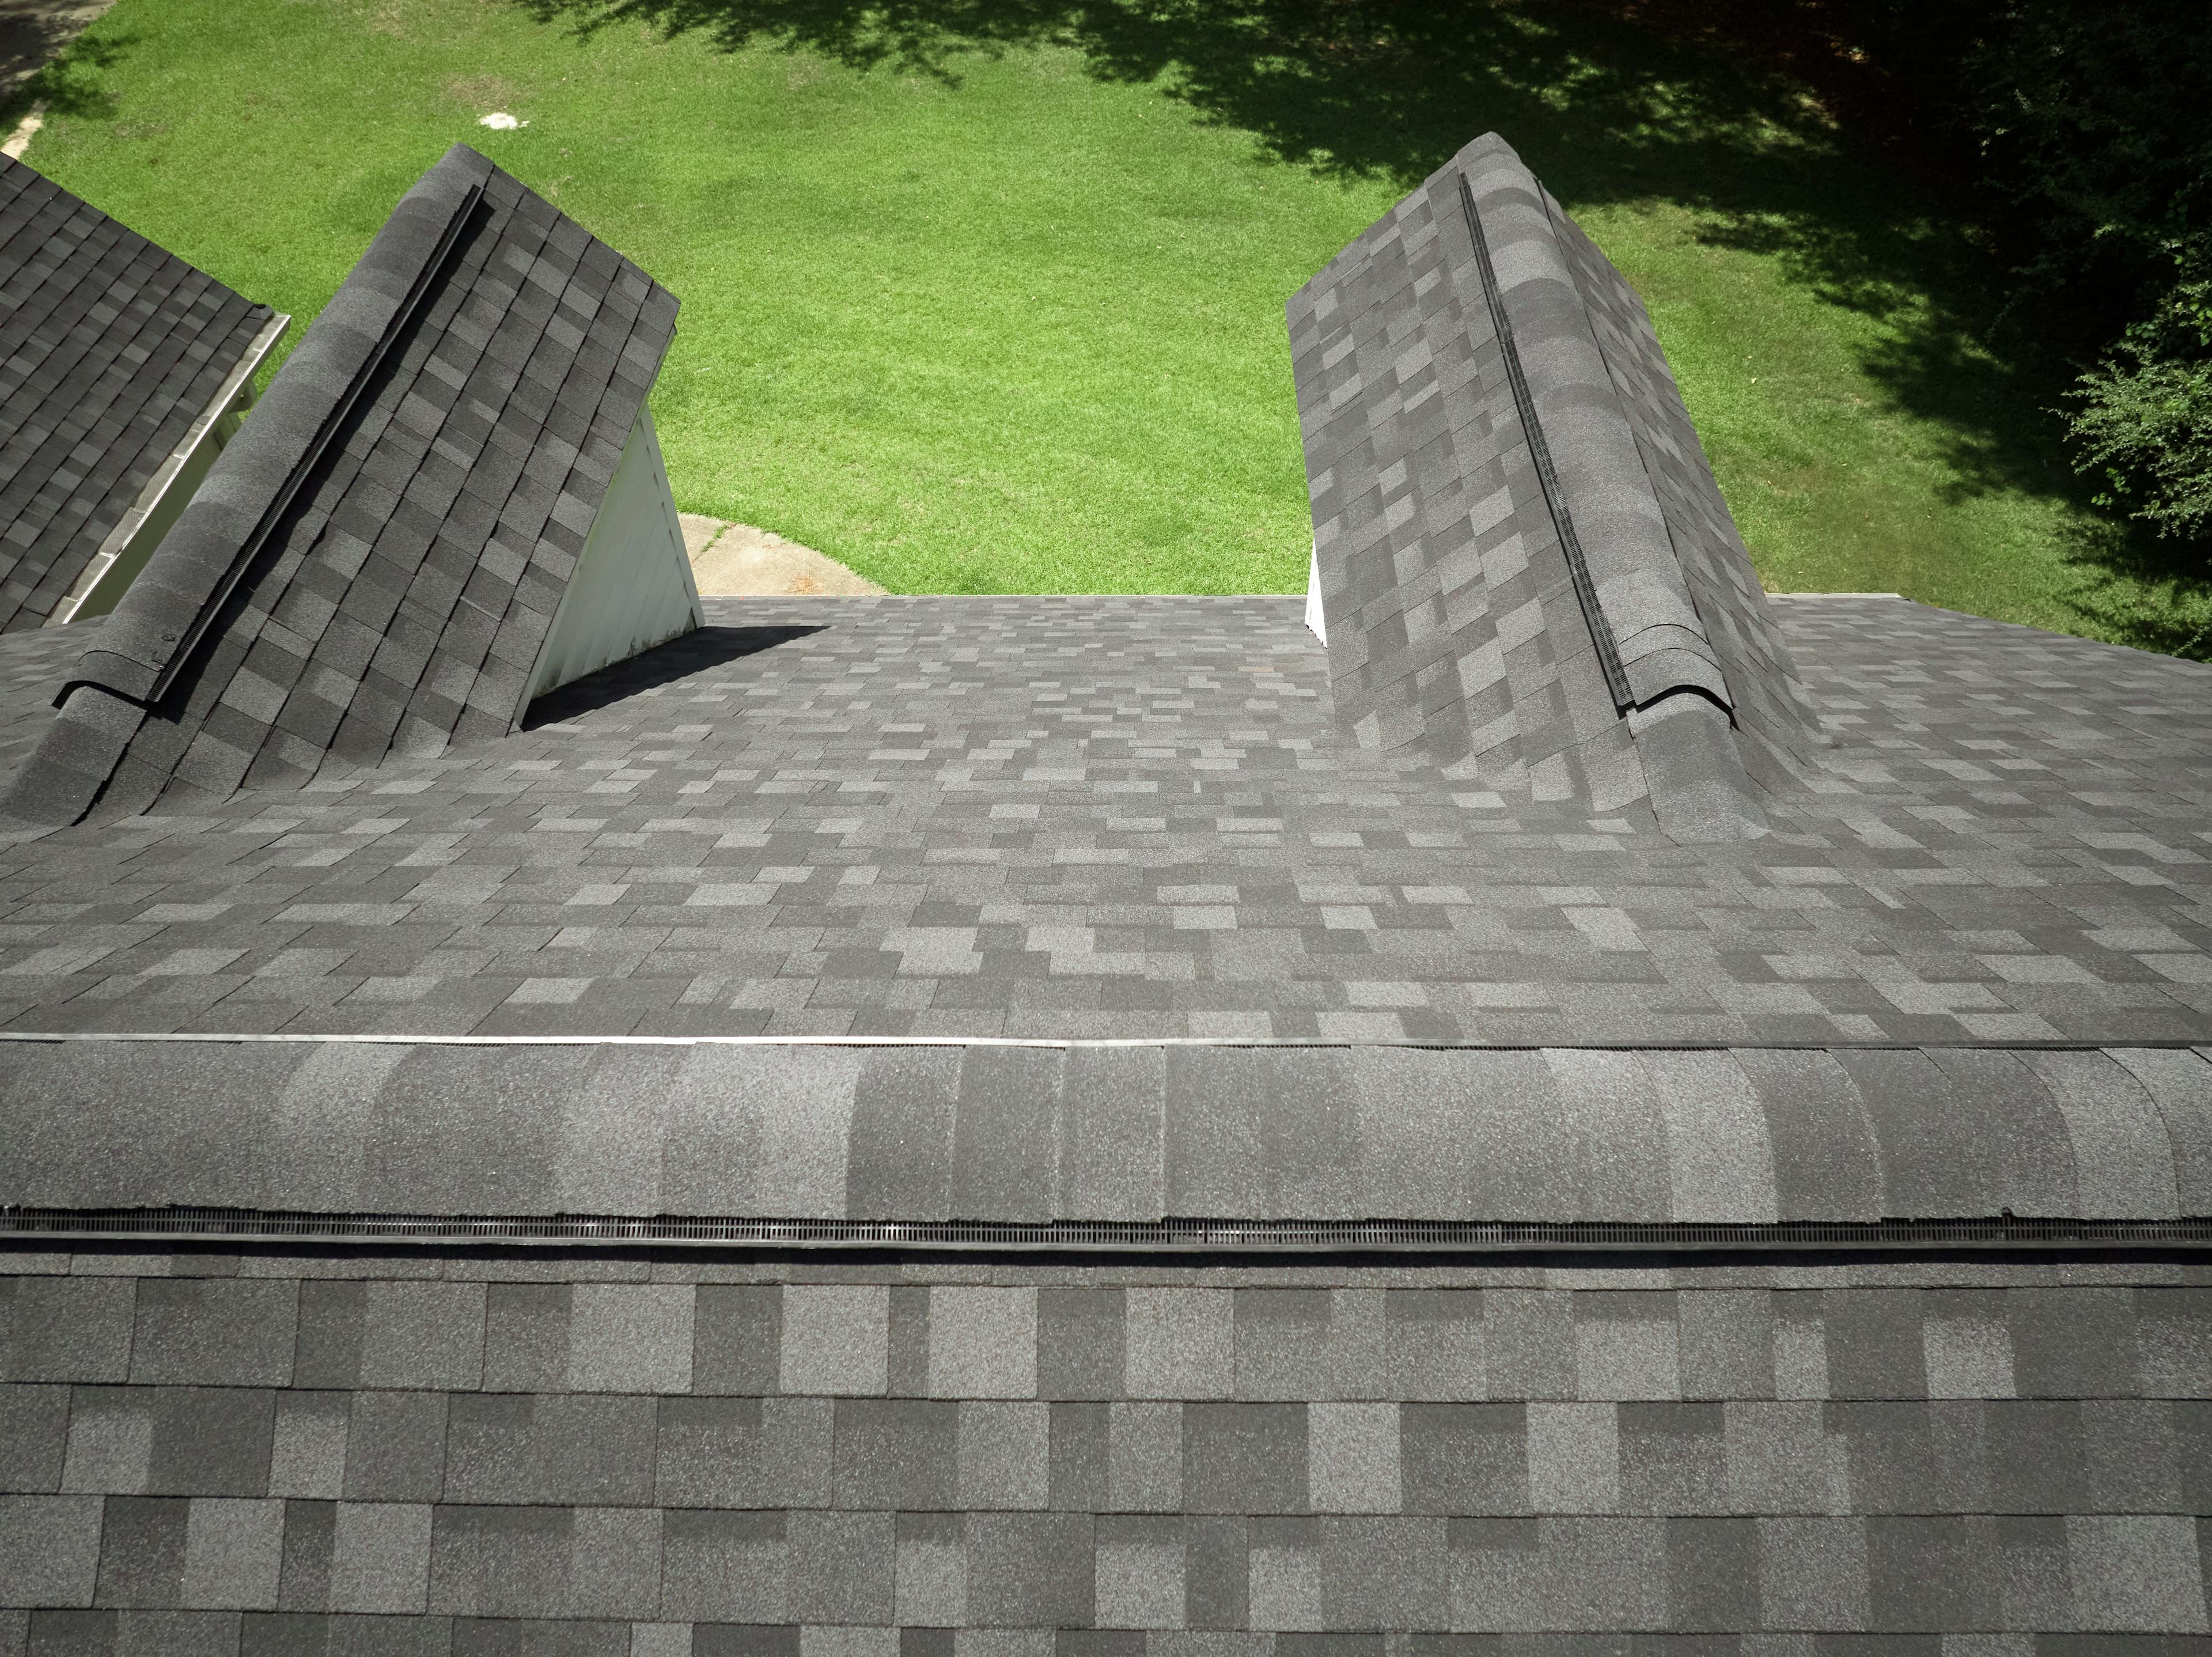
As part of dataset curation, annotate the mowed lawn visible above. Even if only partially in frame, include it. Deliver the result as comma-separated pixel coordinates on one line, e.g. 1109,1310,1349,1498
13,0,2209,646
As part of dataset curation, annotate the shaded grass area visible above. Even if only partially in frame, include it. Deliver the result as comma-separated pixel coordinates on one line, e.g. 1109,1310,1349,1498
11,0,2210,647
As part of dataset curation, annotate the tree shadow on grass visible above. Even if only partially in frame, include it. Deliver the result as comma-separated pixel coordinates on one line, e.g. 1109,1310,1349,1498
513,0,2211,639
2,22,133,127
2055,524,2212,662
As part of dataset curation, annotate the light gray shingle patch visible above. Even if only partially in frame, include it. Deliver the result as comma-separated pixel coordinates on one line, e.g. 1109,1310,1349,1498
1093,1513,1184,1629
1733,1047,1885,1221
1544,1049,1671,1221
1646,1050,1778,1223
895,1510,967,1626
1,1275,134,1383
327,1499,433,1614
1059,1045,1166,1222
569,1285,694,1395
2024,1049,2182,1217
357,1281,485,1392
61,1389,151,1495
1306,1403,1402,1514
780,1286,889,1398
2113,1047,2212,1212
730,1047,861,1220
1127,1291,1235,1403
0,1491,103,1606
268,1393,348,1501
179,1497,283,1610
927,1289,1038,1401
551,1043,688,1217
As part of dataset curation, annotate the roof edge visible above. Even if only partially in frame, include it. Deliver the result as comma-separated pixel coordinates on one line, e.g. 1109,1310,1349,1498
44,307,292,629
7,1208,2209,1257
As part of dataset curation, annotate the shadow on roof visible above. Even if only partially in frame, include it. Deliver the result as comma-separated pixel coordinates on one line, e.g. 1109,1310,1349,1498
520,622,827,727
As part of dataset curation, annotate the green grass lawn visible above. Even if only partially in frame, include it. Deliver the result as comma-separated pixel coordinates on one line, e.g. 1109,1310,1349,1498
13,0,2210,648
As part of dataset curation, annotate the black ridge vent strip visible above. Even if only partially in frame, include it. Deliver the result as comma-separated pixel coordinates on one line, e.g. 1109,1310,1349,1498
72,182,489,712
1457,168,1634,716
6,1209,2210,1254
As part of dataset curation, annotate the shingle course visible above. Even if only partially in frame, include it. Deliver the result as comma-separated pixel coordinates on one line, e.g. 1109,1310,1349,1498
16,1035,2207,1229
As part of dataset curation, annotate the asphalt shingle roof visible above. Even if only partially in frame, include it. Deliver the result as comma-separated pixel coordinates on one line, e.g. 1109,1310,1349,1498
0,155,274,635
1291,135,1823,838
1,1251,2209,1646
5,1035,2209,1225
0,144,679,827
0,595,2204,1046
4,135,2212,1650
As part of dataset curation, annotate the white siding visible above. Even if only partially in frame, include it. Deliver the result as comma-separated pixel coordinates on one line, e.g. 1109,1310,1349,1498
524,406,703,702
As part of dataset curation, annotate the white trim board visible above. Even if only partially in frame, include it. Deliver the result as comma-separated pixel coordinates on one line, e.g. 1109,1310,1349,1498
48,310,291,626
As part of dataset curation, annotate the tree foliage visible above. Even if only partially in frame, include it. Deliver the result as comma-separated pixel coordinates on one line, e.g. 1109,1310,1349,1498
1847,0,2212,544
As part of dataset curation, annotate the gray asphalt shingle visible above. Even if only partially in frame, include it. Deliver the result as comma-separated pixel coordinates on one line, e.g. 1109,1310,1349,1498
5,122,2212,1654
36,1260,2212,1633
1,592,2203,1047
0,158,274,635
5,1035,2209,1227
1,145,679,827
1288,134,1821,835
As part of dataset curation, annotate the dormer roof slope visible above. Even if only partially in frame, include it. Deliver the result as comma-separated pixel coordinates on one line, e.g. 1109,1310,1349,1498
0,156,275,632
1291,134,1824,840
1,144,681,826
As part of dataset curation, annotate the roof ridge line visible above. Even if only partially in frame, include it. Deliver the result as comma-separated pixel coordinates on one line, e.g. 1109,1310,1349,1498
57,147,494,713
1454,163,1631,715
0,1031,2203,1053
9,1206,2211,1254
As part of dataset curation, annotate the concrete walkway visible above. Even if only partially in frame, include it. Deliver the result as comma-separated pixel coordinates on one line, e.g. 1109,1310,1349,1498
680,512,887,596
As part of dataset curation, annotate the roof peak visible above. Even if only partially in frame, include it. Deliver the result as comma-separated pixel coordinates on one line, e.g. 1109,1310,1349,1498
1290,131,1824,842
